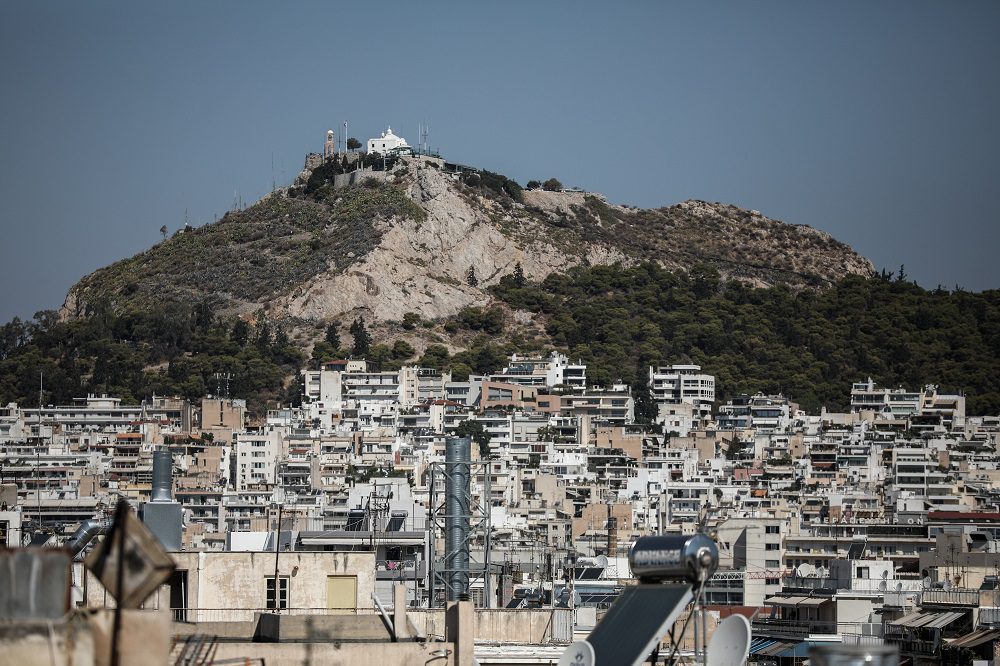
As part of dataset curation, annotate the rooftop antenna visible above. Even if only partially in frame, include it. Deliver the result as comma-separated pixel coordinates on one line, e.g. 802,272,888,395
421,123,430,155
343,120,348,153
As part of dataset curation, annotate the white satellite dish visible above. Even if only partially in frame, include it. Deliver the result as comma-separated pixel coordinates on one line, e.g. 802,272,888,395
706,614,751,666
796,563,816,578
557,640,595,666
895,582,903,592
943,580,952,591
878,580,887,592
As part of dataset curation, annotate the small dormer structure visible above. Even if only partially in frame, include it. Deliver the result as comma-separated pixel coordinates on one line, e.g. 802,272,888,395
367,126,410,155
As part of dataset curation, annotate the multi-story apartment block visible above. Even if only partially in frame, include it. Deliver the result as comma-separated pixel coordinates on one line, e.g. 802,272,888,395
648,364,714,426
490,352,586,390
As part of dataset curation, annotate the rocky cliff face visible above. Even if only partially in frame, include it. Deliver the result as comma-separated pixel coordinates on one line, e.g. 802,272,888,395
61,155,874,324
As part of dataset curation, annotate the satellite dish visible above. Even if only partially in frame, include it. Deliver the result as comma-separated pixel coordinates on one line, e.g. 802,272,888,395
878,580,887,592
796,563,816,578
895,582,903,592
706,614,751,666
943,580,952,591
922,576,932,588
557,640,595,666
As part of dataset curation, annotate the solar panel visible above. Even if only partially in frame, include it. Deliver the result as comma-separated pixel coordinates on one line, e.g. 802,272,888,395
586,584,693,666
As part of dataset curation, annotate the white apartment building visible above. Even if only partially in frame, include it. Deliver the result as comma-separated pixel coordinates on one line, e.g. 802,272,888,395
235,430,283,490
648,364,715,426
490,352,586,390
850,378,965,429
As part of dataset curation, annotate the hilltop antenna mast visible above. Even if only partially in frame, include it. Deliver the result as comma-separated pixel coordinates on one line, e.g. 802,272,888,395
421,123,430,155
271,152,276,192
343,121,348,153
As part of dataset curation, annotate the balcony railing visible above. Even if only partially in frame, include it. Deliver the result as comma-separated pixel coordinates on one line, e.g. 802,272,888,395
921,588,980,606
752,618,838,638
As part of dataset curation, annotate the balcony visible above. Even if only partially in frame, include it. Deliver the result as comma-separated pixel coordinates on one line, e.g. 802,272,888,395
375,559,427,580
752,618,838,639
921,588,980,606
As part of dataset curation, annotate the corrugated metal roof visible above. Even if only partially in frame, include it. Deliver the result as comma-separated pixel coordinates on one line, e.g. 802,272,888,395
945,629,1000,649
923,611,966,629
797,597,832,607
759,640,798,656
891,611,929,627
764,595,808,606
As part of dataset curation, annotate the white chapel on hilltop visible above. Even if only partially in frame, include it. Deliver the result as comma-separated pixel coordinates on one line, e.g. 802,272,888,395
367,126,410,155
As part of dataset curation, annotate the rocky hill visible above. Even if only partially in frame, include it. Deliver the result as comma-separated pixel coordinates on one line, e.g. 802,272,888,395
60,155,874,324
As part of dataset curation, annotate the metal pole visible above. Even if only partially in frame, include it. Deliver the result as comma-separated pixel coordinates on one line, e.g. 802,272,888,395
427,465,436,607
110,500,128,666
484,461,492,608
273,503,282,613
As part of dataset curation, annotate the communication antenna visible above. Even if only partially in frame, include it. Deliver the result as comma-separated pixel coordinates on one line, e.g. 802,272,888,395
271,152,276,192
421,123,430,155
343,120,348,153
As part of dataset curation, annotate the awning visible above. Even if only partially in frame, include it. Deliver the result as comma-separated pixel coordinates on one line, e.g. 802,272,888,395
891,611,934,627
945,629,1000,649
750,639,797,656
891,610,966,629
923,611,966,629
797,597,831,607
764,595,808,606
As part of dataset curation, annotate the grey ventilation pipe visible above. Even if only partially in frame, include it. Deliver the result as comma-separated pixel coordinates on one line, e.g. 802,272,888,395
445,436,471,601
151,449,173,502
66,518,108,556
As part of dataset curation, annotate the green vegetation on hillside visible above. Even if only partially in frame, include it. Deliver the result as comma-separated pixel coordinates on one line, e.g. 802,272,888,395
68,180,423,315
0,304,303,416
489,264,1000,414
4,262,996,418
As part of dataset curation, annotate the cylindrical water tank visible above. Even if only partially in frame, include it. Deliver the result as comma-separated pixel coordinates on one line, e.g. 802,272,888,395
151,449,173,502
629,533,719,583
445,436,471,601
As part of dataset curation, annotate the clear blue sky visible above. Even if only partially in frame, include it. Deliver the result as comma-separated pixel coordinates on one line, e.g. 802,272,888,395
1,2,998,323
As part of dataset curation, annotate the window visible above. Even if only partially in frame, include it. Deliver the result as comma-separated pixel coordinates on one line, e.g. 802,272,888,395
266,577,289,609
766,560,780,568
856,567,870,579
765,543,780,551
765,578,780,585
765,525,780,534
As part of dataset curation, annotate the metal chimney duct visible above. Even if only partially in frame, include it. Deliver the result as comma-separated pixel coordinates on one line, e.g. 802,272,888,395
445,436,471,601
142,448,182,550
151,449,173,502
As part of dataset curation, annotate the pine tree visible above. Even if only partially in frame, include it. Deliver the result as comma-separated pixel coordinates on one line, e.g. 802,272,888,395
512,262,526,288
324,323,341,350
350,316,371,357
467,265,479,287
